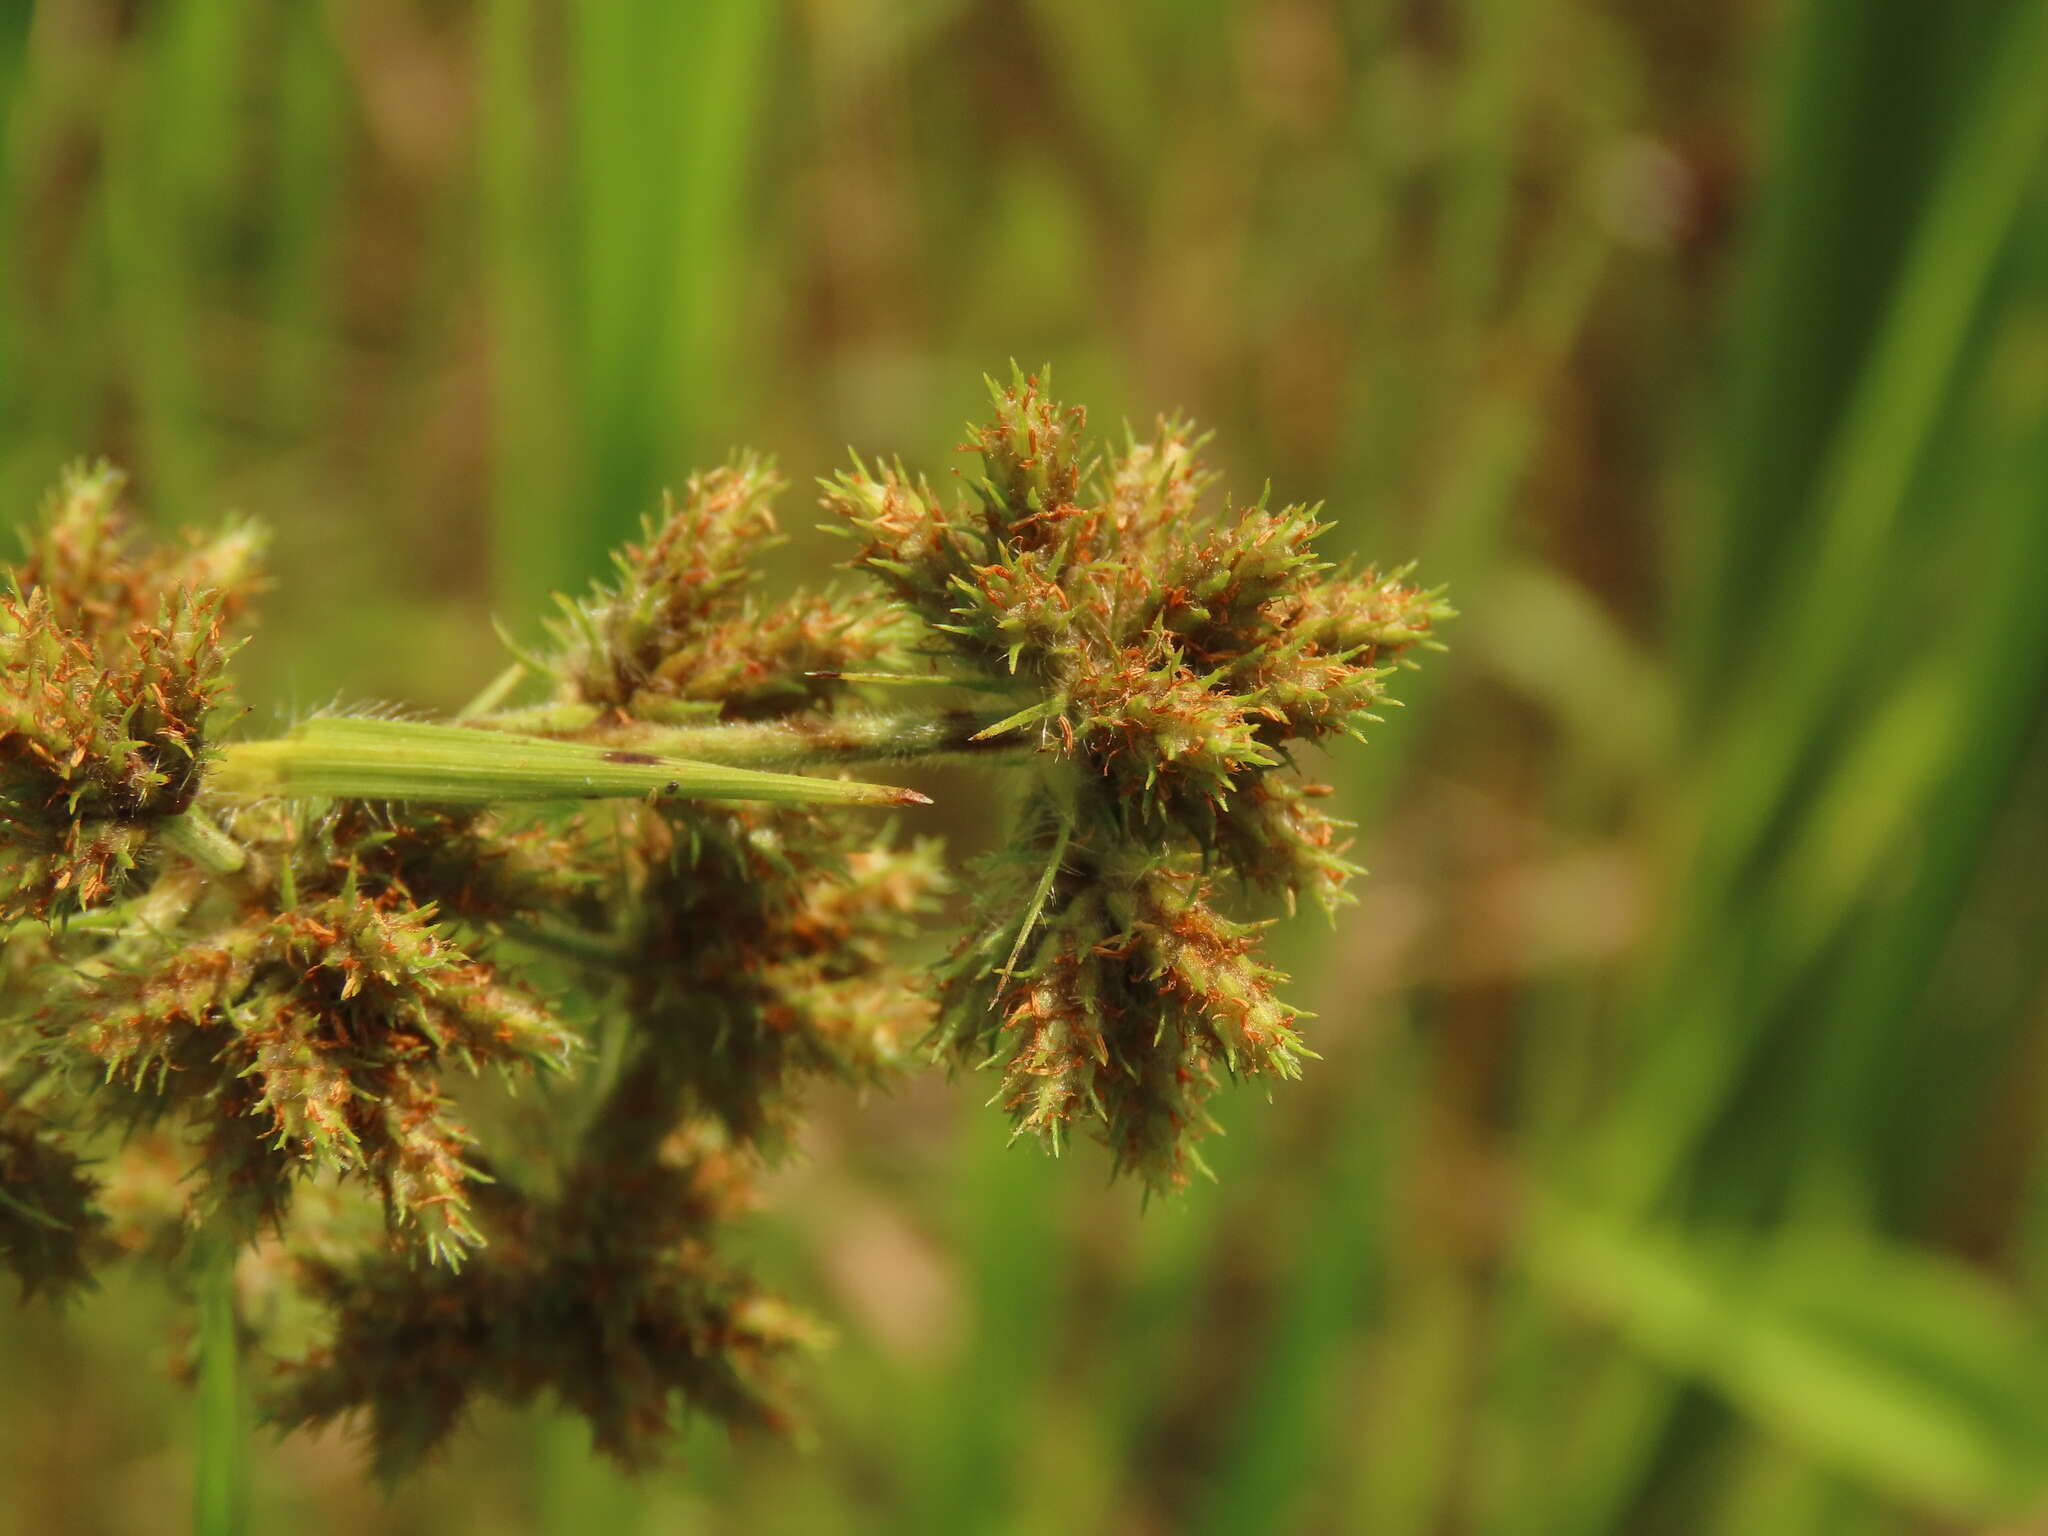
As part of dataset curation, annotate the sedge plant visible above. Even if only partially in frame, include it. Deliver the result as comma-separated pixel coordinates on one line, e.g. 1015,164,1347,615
0,371,1447,1478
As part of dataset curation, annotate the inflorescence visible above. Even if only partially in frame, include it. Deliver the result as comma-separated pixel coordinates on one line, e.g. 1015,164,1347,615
0,370,1447,1476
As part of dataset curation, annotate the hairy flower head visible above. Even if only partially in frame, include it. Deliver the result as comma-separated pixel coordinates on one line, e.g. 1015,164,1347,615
826,367,1449,1190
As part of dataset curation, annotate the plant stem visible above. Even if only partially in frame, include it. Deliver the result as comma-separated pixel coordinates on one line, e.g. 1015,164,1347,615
161,809,248,875
455,660,529,720
192,1234,248,1536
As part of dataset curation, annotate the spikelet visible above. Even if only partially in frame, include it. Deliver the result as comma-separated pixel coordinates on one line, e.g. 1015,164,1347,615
546,454,916,719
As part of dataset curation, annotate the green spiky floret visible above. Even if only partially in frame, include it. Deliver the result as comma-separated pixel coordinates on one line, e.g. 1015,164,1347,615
934,823,1311,1193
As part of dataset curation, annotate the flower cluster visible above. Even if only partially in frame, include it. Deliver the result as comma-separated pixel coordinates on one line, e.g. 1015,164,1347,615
617,804,944,1147
825,371,1448,1189
0,370,1443,1475
271,1121,815,1478
546,454,912,721
0,463,260,921
44,831,578,1263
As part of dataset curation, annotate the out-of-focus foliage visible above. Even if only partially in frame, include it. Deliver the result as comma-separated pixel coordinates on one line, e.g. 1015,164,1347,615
3,1,2048,1534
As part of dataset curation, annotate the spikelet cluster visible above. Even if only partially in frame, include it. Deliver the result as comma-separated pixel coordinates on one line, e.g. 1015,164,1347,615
825,369,1449,1190
0,463,260,920
244,458,948,1471
546,454,912,720
539,459,949,1140
619,805,944,1146
38,806,579,1264
269,1122,813,1479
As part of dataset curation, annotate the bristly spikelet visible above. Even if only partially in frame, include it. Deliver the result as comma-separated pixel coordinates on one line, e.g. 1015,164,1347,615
969,369,1092,527
40,856,576,1263
268,1123,817,1480
618,803,944,1147
546,454,915,720
550,455,785,709
824,365,1449,1191
13,460,264,636
0,462,262,921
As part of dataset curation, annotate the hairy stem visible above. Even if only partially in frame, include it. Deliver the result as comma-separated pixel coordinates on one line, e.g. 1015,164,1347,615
160,809,248,876
192,1234,248,1536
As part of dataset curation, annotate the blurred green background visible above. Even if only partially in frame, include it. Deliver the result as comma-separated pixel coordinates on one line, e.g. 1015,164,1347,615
7,0,2048,1531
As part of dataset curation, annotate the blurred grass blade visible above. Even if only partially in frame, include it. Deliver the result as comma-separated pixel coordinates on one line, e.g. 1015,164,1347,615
261,4,345,436
484,0,576,626
1199,1032,1418,1536
212,717,932,807
1470,560,1677,782
559,0,776,613
1699,3,1958,661
660,0,775,474
904,1115,1063,1532
1688,0,2048,894
1592,252,2048,1219
1532,1203,2048,1519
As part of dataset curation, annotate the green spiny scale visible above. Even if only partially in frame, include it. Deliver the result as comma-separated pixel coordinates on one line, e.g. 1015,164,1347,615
1295,566,1455,656
15,462,264,640
1211,776,1363,915
971,364,1092,532
820,460,962,604
997,934,1115,1151
13,461,148,639
1106,416,1219,542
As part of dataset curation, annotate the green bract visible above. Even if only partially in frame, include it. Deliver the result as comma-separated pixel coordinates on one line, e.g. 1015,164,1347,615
213,717,934,808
